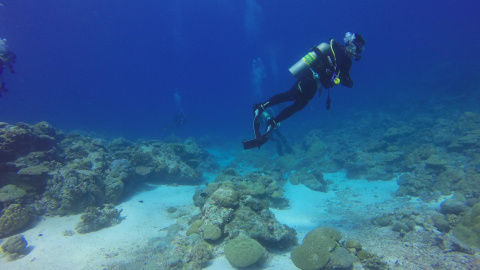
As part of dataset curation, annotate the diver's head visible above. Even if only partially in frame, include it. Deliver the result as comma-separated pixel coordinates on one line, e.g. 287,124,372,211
344,32,365,61
0,38,7,54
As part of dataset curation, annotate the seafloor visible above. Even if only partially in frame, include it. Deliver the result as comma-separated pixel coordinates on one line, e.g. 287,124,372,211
1,92,480,270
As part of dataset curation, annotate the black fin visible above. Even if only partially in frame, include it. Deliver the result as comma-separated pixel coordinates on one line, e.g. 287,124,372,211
242,137,268,150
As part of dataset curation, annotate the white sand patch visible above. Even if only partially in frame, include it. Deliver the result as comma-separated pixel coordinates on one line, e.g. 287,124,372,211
0,185,198,270
273,172,399,240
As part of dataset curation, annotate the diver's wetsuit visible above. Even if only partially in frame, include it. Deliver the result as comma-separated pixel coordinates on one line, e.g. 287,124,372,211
0,50,16,97
262,40,354,125
243,40,356,150
264,69,318,123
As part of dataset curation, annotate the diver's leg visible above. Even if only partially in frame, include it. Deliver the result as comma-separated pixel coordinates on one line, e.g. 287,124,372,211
273,99,308,123
252,85,297,138
260,84,299,109
273,78,317,124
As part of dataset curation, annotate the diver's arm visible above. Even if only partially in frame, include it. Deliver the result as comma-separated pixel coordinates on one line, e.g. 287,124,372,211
339,55,353,88
340,72,353,88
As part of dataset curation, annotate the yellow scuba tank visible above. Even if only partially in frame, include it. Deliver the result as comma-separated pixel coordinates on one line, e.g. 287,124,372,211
288,43,329,78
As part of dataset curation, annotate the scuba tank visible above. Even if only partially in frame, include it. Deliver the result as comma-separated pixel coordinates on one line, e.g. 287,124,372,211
288,43,329,78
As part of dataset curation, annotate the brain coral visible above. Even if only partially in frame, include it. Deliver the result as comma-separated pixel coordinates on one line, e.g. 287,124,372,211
290,226,345,270
291,243,330,270
224,234,264,268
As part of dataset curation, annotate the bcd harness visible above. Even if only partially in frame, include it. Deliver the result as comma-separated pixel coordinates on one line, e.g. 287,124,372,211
306,39,339,111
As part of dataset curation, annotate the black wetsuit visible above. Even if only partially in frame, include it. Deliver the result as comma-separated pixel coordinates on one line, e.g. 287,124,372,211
263,40,353,124
243,40,355,150
0,50,16,97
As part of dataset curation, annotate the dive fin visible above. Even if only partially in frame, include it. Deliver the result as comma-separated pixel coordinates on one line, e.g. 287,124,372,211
242,136,269,150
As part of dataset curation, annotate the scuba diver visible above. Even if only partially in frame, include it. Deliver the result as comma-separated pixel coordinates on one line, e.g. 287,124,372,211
173,112,187,129
243,32,365,150
0,38,16,97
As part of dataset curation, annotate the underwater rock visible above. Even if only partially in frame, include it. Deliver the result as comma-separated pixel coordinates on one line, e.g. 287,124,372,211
214,168,243,183
135,166,152,176
425,154,449,170
440,198,468,215
192,179,296,250
344,239,362,252
392,221,411,233
291,242,330,270
16,164,51,176
372,214,393,227
136,141,204,184
383,126,415,142
359,252,389,270
395,173,432,197
0,184,27,203
0,120,211,226
40,168,105,215
209,186,239,208
75,204,122,234
202,202,234,227
328,246,354,269
431,213,451,233
0,122,60,163
170,138,209,168
130,147,154,166
193,182,222,208
186,219,204,236
0,234,27,254
224,234,265,268
291,226,357,270
0,204,32,238
213,170,288,208
164,234,212,269
305,140,327,159
305,227,343,243
453,202,480,249
199,219,222,241
103,176,125,204
166,206,177,213
224,207,297,249
289,170,329,192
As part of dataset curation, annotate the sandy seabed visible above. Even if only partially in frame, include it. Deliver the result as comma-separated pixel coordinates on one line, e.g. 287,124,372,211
1,172,479,270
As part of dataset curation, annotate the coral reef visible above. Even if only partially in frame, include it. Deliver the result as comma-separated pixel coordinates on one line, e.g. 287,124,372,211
75,204,122,234
187,171,296,267
0,121,213,237
266,110,480,200
0,122,60,163
191,169,296,249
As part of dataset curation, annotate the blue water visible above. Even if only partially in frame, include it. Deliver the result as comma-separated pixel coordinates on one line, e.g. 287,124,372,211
1,0,479,142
